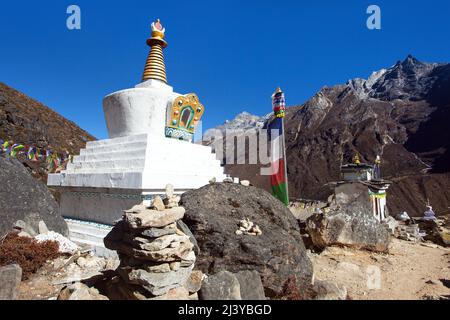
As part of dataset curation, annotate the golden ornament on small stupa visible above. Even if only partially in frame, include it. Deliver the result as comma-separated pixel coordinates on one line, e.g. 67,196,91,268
353,153,361,165
142,18,168,83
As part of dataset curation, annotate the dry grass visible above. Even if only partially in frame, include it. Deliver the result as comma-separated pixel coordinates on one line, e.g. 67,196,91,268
0,233,61,280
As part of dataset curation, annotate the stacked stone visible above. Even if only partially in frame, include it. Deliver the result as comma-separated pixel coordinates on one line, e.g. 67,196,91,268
104,185,196,299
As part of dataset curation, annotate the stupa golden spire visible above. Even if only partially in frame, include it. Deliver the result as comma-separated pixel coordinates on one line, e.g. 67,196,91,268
142,19,168,83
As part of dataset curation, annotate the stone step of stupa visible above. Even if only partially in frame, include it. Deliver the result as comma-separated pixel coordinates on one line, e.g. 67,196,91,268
65,165,224,176
75,146,219,163
84,134,215,156
74,151,147,163
80,143,147,156
65,160,225,177
85,133,148,148
50,171,226,189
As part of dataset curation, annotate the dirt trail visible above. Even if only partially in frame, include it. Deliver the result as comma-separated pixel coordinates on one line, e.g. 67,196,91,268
311,238,450,300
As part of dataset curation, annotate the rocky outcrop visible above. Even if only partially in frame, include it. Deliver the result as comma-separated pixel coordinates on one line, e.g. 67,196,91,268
180,183,313,298
413,215,450,247
0,264,22,300
104,185,197,300
306,183,391,252
0,157,68,237
306,210,391,253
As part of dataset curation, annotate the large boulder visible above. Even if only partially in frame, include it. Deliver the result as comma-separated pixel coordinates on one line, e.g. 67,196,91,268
180,183,313,298
0,157,68,237
306,183,391,252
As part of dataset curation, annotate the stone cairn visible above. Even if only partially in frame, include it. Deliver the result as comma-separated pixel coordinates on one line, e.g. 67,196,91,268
235,218,262,236
104,184,196,300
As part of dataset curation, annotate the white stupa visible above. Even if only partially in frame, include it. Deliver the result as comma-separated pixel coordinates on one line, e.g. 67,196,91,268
48,19,226,250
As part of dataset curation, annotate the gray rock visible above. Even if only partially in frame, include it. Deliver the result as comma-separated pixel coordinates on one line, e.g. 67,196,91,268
150,286,190,300
383,216,399,235
118,255,166,270
140,223,178,238
170,261,181,271
165,197,181,209
0,264,22,300
106,240,194,262
38,220,49,234
124,207,185,229
151,196,166,211
13,220,27,231
180,251,196,267
312,279,347,300
0,157,68,237
165,184,175,199
184,270,204,293
177,220,200,255
141,234,189,252
181,183,313,298
58,282,109,300
199,271,242,300
306,183,391,252
118,265,194,296
240,180,250,187
396,224,421,242
123,233,190,252
145,263,171,273
209,177,216,184
234,270,266,300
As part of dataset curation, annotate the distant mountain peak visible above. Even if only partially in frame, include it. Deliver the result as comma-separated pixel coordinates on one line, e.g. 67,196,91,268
344,55,445,101
203,111,271,140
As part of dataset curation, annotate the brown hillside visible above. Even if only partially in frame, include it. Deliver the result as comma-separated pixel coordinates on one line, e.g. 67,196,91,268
0,82,96,181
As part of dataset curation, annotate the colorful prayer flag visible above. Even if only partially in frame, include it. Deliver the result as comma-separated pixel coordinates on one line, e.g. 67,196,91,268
0,138,71,171
10,143,24,158
268,88,289,205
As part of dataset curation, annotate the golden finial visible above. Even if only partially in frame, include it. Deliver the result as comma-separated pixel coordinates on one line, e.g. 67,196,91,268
272,87,283,98
142,18,168,83
149,18,166,44
354,153,361,165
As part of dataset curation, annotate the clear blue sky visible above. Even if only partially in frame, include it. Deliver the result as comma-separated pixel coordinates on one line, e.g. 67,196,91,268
1,0,449,139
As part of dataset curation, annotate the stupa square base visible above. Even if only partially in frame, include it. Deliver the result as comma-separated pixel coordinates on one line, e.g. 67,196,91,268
57,187,167,225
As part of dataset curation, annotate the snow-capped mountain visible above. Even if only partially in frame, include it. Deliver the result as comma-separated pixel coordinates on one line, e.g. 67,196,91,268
203,111,271,141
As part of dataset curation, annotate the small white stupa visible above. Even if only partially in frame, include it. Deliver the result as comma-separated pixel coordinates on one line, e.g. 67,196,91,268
48,19,226,248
